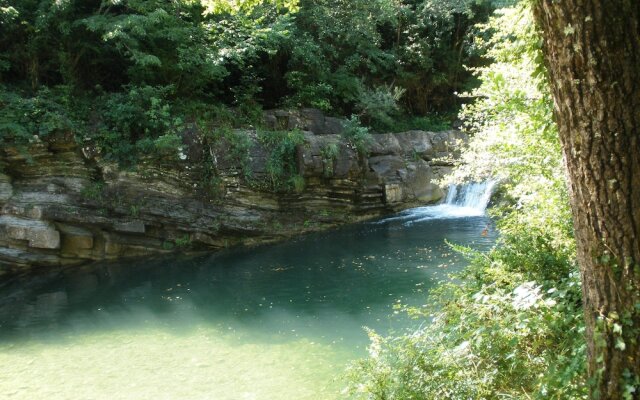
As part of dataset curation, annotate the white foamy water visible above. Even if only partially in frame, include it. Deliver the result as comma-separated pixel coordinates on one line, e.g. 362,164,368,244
378,181,496,225
445,181,496,211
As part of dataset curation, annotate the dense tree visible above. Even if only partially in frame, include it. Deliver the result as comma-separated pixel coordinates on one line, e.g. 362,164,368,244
0,1,493,116
532,1,640,398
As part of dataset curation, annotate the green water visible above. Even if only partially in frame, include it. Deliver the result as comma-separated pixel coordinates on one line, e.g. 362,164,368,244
0,207,495,399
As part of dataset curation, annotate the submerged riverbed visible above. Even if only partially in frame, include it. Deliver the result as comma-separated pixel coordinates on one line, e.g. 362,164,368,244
0,189,496,399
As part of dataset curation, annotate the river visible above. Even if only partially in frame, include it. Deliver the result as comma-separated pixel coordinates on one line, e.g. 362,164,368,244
0,183,496,400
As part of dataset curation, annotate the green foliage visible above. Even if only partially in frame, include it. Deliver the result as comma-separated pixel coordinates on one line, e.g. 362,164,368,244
174,234,191,248
348,3,587,399
80,181,105,201
205,127,254,178
0,86,80,146
198,127,254,199
290,174,306,193
320,142,340,177
202,0,299,15
341,116,373,156
86,85,187,165
129,204,140,217
0,0,497,161
356,85,405,131
257,129,304,191
284,0,493,115
348,244,586,399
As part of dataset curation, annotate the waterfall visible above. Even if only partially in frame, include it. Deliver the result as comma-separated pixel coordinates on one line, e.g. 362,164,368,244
444,181,496,212
376,180,496,225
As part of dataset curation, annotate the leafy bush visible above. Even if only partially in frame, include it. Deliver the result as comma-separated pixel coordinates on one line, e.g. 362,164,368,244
290,174,306,193
284,0,493,115
85,85,188,165
174,235,191,248
320,142,340,177
356,85,405,131
0,0,497,163
348,230,585,399
80,181,105,202
257,129,305,191
342,116,373,156
0,86,80,146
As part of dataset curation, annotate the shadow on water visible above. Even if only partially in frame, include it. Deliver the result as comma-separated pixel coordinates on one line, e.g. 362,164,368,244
0,210,496,348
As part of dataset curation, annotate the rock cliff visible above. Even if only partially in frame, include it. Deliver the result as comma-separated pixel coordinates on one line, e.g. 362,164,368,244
0,112,465,270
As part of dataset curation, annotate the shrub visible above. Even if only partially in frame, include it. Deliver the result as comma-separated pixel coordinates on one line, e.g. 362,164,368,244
136,134,184,161
80,181,105,202
341,116,373,156
320,142,340,177
88,85,184,165
0,86,80,147
347,216,586,399
174,235,191,248
204,128,254,178
290,174,306,193
257,129,305,191
356,85,405,130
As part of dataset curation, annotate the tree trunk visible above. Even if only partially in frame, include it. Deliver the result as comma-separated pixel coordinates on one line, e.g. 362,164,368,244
532,1,640,398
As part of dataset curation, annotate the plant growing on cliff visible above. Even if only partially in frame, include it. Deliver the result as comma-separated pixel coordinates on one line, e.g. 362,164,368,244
290,174,305,193
356,85,405,131
342,116,373,156
205,128,254,178
0,86,81,148
174,235,192,249
320,142,339,177
80,181,106,203
257,129,304,191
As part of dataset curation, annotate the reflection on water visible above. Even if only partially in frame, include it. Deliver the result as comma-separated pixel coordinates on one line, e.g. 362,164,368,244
0,209,496,399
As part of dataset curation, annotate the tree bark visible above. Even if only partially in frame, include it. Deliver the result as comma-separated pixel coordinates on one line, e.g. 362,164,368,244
532,1,640,398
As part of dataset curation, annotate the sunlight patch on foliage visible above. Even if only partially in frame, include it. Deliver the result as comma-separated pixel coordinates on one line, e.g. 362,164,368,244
347,4,587,399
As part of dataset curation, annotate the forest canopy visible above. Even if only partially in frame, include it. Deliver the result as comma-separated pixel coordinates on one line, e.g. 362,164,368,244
0,0,496,153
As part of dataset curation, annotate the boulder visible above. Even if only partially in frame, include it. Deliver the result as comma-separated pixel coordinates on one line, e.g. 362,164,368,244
368,155,406,178
370,134,402,156
58,224,94,258
0,216,60,249
393,131,435,160
384,184,404,204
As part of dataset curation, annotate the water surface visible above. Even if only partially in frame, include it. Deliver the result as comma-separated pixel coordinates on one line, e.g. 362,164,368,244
0,196,496,399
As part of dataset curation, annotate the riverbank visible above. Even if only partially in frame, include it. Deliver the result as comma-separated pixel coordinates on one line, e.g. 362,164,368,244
0,111,466,270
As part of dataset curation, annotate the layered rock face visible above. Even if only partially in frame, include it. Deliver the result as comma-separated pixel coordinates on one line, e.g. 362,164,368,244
0,115,465,270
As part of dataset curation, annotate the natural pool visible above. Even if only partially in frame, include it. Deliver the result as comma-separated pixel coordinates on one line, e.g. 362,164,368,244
0,188,496,400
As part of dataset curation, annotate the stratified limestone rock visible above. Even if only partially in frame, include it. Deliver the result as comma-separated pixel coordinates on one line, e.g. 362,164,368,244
113,220,146,234
0,248,62,268
263,109,345,135
0,174,12,203
0,216,60,249
58,224,94,258
384,184,404,204
0,111,466,269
